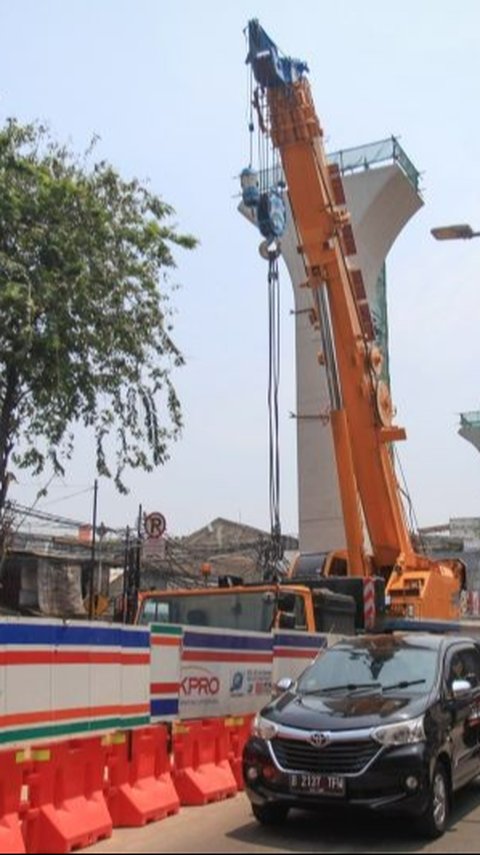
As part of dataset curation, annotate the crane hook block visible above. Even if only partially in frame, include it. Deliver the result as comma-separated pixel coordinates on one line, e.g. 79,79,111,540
240,167,260,208
257,190,287,240
259,239,281,260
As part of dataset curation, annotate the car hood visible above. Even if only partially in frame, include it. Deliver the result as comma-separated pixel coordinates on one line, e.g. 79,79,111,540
265,689,428,731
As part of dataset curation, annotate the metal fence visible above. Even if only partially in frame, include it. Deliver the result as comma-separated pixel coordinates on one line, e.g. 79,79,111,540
328,137,421,193
460,411,480,428
254,136,421,196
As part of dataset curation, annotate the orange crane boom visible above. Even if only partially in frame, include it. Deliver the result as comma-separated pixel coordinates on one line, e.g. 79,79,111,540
246,20,464,620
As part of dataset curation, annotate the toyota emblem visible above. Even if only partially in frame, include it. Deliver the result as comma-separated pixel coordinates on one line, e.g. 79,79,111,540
309,731,330,748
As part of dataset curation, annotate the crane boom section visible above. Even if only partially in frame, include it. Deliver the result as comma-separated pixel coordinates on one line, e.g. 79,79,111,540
261,78,415,568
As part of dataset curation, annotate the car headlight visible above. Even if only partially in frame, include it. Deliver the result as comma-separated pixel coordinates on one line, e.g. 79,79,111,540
251,713,278,741
373,715,425,746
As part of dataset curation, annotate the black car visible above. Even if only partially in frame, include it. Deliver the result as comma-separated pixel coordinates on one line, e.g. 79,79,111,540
243,632,480,838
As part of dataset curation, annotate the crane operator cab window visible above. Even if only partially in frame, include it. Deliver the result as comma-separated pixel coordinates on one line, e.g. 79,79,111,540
137,589,308,632
140,598,169,625
274,592,307,631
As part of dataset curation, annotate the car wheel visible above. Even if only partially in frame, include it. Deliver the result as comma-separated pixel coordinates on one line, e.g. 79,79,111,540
251,802,289,825
417,760,450,839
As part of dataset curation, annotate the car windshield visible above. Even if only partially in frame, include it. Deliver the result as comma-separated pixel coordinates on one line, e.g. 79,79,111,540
297,637,439,695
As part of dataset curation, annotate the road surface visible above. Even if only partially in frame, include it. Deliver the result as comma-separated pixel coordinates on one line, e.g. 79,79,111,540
90,785,480,854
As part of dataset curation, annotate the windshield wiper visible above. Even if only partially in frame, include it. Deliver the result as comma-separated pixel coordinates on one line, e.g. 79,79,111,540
382,679,426,691
301,682,381,695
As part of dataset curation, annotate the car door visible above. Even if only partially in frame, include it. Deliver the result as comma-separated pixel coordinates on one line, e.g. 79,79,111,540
444,644,480,789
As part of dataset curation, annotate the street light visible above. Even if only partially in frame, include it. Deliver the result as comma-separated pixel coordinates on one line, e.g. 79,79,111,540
431,223,480,241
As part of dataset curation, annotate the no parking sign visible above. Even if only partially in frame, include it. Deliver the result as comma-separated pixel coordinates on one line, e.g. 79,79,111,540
144,511,166,539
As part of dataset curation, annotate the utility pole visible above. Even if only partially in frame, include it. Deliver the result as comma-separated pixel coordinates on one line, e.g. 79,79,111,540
124,507,143,624
121,525,130,623
88,479,98,621
135,503,142,608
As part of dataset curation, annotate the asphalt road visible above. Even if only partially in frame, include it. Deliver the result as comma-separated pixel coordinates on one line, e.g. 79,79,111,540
90,785,480,854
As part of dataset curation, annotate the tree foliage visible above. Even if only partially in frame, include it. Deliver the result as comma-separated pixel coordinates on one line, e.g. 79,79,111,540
0,119,197,515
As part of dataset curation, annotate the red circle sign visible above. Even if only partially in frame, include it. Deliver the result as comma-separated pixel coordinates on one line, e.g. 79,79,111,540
144,512,166,539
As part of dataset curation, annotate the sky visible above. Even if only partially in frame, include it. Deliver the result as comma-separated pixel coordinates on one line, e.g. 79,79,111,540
1,0,480,540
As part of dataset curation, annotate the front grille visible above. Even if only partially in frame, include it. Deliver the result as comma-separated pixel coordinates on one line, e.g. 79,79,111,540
271,736,380,775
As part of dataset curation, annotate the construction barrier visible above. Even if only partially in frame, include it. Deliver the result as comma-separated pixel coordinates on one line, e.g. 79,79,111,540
178,627,274,721
0,620,150,751
24,738,112,854
272,630,327,685
172,719,237,805
105,726,179,827
0,713,255,854
0,749,28,854
149,624,182,723
224,715,255,790
0,617,331,852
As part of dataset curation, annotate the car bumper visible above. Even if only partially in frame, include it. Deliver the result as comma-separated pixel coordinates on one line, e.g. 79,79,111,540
243,737,433,817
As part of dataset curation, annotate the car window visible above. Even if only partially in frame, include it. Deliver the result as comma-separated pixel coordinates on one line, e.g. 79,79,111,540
448,648,480,689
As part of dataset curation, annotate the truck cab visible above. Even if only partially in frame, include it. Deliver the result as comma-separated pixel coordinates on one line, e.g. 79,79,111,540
135,582,356,635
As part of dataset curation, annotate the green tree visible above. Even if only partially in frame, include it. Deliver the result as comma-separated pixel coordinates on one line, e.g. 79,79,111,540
0,118,197,521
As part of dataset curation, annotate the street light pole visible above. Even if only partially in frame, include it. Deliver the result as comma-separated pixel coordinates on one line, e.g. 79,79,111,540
431,223,480,241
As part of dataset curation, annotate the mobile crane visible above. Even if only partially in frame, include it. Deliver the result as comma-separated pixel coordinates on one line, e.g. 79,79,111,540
244,20,464,621
129,23,464,636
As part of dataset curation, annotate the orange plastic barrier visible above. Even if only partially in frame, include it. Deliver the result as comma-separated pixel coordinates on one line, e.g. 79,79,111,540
224,715,255,790
24,738,112,854
105,726,179,826
0,749,28,854
172,719,238,805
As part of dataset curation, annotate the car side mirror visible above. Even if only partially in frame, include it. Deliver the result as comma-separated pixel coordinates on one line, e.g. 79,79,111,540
272,677,295,698
452,678,471,697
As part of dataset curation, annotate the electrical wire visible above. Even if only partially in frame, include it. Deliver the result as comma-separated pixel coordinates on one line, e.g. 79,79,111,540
393,447,425,550
6,500,121,534
39,486,94,507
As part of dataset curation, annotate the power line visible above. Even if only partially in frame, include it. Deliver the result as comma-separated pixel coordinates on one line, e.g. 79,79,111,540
6,501,122,534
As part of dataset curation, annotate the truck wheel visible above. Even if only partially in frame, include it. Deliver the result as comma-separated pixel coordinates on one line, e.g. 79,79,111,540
252,802,289,825
417,760,450,839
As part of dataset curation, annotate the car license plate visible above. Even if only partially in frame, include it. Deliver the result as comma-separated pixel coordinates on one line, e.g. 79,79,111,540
289,773,345,796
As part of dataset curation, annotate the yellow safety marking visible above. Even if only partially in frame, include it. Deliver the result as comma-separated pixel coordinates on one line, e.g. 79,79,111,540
32,749,51,762
15,751,25,764
225,717,244,727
